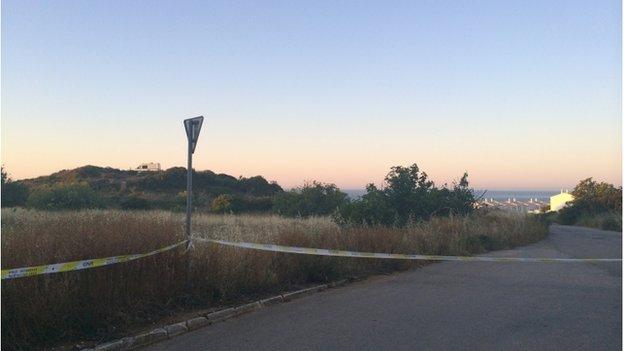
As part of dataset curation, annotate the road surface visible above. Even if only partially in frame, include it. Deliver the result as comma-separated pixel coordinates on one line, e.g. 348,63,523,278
148,225,621,351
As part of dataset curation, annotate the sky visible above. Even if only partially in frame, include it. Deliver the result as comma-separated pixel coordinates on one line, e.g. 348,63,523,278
1,0,621,190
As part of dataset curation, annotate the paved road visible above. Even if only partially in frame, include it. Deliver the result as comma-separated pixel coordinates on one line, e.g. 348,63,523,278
149,225,622,351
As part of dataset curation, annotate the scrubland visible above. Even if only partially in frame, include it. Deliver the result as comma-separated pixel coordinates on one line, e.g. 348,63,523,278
1,209,548,349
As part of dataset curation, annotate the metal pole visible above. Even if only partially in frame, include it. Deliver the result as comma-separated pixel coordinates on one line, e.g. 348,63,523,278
186,123,193,248
185,123,193,297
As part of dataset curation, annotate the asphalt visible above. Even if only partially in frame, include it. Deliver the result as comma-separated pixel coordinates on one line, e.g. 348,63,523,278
147,225,622,351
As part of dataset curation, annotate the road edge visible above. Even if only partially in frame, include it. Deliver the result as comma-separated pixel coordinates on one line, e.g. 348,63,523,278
82,279,351,351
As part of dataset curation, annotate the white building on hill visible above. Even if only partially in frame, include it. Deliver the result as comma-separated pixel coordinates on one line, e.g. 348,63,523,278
550,191,574,212
135,162,161,172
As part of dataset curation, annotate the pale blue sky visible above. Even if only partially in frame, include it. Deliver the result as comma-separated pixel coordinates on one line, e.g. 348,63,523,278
2,0,621,189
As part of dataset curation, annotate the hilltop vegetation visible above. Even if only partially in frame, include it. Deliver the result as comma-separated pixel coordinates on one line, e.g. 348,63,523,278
2,164,476,225
4,165,283,212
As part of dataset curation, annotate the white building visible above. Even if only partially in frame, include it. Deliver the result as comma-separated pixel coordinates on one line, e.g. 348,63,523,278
550,191,574,212
135,162,161,172
478,197,548,214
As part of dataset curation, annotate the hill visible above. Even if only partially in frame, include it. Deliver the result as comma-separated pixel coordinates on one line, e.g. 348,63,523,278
14,165,283,211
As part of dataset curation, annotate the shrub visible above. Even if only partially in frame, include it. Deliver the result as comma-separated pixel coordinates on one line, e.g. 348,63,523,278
1,182,29,208
170,191,189,212
274,181,348,217
1,167,29,207
601,215,621,231
120,195,151,210
557,178,622,229
571,178,621,214
211,194,234,213
534,211,558,226
26,183,104,210
238,196,274,213
337,164,475,226
557,205,581,225
461,234,502,253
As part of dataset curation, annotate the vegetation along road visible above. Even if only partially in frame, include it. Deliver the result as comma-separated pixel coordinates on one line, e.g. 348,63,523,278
148,225,621,351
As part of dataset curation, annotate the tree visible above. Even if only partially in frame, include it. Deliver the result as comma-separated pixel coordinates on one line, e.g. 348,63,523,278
335,183,394,225
1,166,29,207
570,178,621,214
337,164,475,226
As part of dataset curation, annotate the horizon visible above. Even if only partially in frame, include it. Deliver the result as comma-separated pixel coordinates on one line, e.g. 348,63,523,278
5,163,594,193
2,0,621,190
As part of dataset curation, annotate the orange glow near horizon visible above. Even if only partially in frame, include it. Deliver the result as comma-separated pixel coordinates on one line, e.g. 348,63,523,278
2,125,621,190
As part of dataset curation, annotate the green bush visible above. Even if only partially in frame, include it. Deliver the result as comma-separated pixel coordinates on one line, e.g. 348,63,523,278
274,181,348,217
120,195,151,210
557,205,581,225
557,178,622,229
26,183,104,210
1,167,29,207
601,215,621,231
570,178,621,214
533,211,558,226
169,191,189,212
1,182,29,208
337,164,475,226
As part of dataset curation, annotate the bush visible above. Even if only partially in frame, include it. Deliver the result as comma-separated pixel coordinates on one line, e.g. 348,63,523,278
1,167,29,207
26,183,104,210
557,205,581,225
169,191,189,212
461,234,502,253
1,182,29,208
274,181,348,217
556,178,622,230
211,194,234,213
239,196,274,212
571,178,621,214
337,164,475,226
534,211,558,226
601,215,621,231
120,195,151,210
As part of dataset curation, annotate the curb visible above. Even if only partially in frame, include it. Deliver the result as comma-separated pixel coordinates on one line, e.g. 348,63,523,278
83,279,349,351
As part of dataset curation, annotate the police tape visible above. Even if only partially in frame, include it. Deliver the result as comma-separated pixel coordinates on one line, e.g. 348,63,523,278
1,240,188,280
198,238,622,263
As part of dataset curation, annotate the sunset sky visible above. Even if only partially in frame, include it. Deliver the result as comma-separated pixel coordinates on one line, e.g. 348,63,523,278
2,0,621,190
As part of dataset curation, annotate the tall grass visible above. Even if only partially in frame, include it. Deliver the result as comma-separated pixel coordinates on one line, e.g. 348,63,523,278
1,209,547,350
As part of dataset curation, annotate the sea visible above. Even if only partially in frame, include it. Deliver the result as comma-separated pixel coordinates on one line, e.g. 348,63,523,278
343,189,560,202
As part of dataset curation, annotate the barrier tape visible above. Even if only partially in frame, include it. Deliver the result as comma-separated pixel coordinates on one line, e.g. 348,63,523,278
199,238,622,263
4,235,619,281
1,240,187,280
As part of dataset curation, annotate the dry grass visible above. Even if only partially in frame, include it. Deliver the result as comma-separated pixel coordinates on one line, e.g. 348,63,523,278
1,209,548,350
